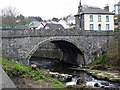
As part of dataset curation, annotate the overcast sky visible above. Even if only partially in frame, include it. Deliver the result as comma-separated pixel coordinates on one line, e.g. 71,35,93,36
0,0,119,20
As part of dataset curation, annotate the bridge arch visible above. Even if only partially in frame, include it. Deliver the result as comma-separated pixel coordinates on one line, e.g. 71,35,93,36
26,37,86,66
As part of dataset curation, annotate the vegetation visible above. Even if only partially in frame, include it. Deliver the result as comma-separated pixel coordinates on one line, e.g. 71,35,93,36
1,6,19,28
90,37,119,69
115,14,120,21
0,58,65,88
0,6,43,29
114,27,119,31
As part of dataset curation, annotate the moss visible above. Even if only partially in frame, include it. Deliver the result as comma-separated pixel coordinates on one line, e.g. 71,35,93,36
49,77,65,87
91,55,104,65
104,73,114,80
92,72,99,76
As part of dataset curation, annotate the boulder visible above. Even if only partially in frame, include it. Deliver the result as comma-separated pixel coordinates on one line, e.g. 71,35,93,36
94,83,99,87
30,64,37,69
101,82,109,86
49,71,72,82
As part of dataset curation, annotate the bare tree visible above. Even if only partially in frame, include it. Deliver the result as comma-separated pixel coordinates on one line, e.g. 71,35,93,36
1,6,19,17
1,6,19,28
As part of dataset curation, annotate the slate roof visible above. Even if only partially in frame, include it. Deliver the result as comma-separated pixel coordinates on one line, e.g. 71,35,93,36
29,17,43,22
29,21,41,28
67,16,75,21
75,7,114,16
115,1,120,6
45,23,65,30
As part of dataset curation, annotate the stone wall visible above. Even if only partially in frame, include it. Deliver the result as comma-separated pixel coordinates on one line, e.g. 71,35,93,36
2,29,116,37
1,29,118,65
31,43,63,60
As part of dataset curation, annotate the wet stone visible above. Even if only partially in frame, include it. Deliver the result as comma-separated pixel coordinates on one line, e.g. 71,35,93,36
94,83,99,87
101,82,109,86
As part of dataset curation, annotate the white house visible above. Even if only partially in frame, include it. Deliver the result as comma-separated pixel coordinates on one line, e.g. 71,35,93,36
67,15,75,25
75,1,114,31
58,20,69,29
114,1,120,14
29,21,46,30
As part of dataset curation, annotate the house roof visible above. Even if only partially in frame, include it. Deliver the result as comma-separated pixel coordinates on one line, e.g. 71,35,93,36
75,7,114,16
29,21,41,28
115,1,120,6
29,17,43,22
45,23,65,30
58,20,69,29
67,16,75,21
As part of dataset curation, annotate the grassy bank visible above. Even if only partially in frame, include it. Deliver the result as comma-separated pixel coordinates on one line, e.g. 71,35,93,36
0,58,65,88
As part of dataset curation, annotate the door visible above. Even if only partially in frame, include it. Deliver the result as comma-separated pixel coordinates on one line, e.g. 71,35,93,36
98,24,101,30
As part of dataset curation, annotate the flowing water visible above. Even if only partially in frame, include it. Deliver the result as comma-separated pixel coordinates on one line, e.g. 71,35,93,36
30,57,120,89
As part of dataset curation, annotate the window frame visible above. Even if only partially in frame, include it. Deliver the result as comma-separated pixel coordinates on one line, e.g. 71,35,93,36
90,15,93,22
98,15,101,22
90,24,94,30
106,16,109,22
106,24,109,30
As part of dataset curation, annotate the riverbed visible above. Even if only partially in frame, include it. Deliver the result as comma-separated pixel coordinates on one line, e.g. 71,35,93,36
30,57,120,89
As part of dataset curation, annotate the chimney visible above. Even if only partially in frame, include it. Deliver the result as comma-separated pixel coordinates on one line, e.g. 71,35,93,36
78,0,82,13
104,4,109,12
115,0,116,5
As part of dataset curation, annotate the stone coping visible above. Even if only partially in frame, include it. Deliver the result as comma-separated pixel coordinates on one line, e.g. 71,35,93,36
1,29,117,38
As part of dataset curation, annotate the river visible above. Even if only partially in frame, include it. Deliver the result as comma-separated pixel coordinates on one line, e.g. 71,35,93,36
30,57,120,89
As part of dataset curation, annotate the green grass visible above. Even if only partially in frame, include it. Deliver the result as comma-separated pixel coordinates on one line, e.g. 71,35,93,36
0,58,65,88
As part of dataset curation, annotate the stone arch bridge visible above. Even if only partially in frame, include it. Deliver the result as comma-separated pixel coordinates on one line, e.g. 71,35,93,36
1,29,117,66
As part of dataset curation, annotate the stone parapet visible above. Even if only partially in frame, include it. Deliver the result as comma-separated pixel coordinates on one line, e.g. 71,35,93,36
1,29,117,38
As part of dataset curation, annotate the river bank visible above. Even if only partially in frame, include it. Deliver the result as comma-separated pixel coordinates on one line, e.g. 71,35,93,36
1,58,96,89
70,67,120,84
0,58,65,88
29,58,120,89
1,57,120,89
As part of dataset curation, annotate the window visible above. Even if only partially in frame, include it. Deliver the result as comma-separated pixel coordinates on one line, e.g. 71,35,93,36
98,24,101,30
98,15,101,22
106,16,109,22
106,24,109,30
118,6,120,14
90,24,94,30
90,15,93,22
